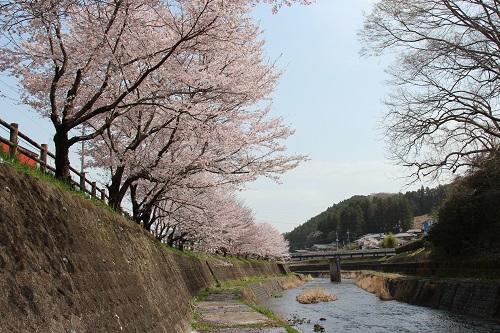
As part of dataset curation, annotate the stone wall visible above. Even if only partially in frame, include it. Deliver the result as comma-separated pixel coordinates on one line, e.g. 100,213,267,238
207,260,287,283
0,165,286,332
355,272,500,322
244,274,310,304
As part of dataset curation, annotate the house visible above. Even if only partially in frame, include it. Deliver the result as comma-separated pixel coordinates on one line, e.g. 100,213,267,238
309,244,336,252
1,142,37,167
393,232,419,245
406,228,423,235
422,219,434,232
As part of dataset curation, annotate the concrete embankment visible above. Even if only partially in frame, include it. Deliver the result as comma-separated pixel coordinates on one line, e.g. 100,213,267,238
192,275,310,332
0,165,286,332
193,290,285,333
354,271,500,322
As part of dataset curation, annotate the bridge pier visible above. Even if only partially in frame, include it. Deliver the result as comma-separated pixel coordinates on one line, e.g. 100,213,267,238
329,257,341,282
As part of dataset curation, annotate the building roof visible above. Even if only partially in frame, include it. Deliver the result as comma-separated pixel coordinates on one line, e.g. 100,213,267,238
311,244,335,249
394,232,417,239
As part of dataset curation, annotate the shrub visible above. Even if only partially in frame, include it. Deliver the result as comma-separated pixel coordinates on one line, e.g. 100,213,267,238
380,232,398,248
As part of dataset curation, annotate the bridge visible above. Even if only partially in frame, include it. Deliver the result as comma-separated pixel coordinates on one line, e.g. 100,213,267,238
289,248,396,282
290,248,396,262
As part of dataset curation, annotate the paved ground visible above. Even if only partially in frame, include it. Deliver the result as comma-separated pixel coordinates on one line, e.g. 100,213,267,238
191,290,291,333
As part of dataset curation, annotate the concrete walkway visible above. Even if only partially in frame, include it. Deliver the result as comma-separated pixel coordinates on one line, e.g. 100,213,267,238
191,290,290,333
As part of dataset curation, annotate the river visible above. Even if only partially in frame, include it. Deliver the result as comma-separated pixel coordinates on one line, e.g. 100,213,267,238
259,278,500,333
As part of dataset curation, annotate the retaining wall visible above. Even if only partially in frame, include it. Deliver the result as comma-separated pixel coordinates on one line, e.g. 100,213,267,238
355,272,500,323
0,165,285,332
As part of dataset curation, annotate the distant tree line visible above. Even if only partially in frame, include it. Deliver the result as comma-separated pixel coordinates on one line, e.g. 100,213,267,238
285,186,448,250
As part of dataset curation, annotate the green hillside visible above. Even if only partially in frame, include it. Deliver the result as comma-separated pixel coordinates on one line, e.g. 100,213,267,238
285,186,448,250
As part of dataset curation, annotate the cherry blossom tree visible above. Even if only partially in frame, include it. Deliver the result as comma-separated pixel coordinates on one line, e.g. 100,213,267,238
84,16,306,211
88,100,305,213
190,189,255,255
134,177,290,259
356,236,380,250
233,222,289,260
128,172,223,237
0,0,304,258
0,0,309,181
143,180,251,251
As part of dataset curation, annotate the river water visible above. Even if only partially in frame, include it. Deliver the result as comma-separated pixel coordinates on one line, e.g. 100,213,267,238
259,278,500,333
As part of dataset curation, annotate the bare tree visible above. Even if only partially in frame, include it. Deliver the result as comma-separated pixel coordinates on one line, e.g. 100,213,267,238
360,0,500,182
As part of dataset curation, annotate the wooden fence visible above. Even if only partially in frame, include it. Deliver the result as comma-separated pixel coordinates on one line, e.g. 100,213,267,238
0,118,108,203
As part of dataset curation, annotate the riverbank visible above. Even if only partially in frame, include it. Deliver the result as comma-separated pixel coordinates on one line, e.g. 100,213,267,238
191,274,312,332
192,290,285,333
353,271,500,323
259,277,500,333
289,255,500,324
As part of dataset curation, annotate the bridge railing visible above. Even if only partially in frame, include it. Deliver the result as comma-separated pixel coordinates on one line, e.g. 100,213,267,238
290,248,396,261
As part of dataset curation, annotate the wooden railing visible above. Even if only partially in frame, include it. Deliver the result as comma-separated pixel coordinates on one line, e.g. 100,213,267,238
0,118,108,203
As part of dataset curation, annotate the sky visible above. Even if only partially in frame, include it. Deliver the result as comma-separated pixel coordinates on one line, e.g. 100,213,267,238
239,0,426,233
0,0,426,234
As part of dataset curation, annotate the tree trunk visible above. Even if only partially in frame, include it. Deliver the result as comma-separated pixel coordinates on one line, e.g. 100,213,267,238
166,227,176,247
108,166,125,210
54,128,72,182
129,184,142,225
141,210,151,230
167,237,174,247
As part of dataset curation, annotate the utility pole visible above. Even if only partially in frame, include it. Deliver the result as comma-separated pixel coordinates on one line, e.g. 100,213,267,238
336,232,339,251
347,229,350,244
80,124,86,174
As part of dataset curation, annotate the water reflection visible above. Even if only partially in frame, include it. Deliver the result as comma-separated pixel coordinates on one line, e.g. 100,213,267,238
259,278,499,333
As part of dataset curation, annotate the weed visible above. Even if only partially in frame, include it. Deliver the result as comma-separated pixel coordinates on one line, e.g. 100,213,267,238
0,150,116,213
296,287,337,304
280,274,313,290
244,302,300,333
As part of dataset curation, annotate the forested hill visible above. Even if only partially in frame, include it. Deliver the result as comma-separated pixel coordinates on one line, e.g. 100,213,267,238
285,186,448,250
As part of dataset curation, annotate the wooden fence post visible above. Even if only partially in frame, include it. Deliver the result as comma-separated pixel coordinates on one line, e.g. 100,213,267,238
80,172,86,192
1,119,111,209
40,144,48,172
9,123,18,159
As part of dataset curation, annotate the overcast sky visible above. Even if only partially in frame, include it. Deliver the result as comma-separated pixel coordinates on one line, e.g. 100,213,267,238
240,0,427,233
0,0,426,235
